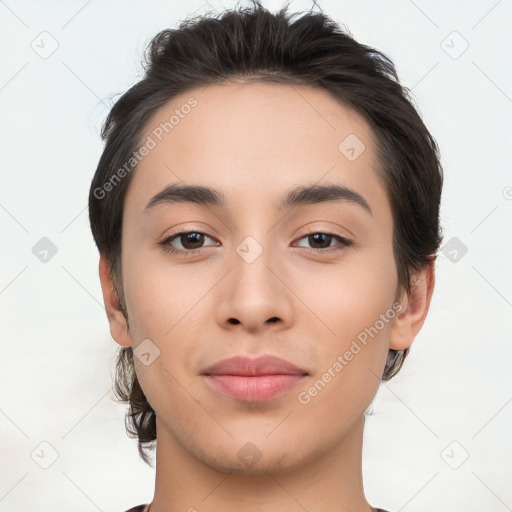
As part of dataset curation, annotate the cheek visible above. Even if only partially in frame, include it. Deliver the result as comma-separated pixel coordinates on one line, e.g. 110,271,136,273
296,298,392,426
122,248,204,339
292,254,396,407
120,249,208,389
293,249,397,340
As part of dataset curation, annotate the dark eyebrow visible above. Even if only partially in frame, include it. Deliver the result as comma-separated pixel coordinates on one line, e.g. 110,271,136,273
275,183,372,216
145,183,225,211
144,182,372,216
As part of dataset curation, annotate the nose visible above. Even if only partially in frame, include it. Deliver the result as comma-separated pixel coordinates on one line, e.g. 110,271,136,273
214,239,295,334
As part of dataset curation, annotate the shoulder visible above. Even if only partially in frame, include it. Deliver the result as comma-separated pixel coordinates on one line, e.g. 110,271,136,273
124,505,150,512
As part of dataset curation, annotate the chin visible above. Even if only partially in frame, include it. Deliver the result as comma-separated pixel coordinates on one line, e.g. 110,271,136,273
196,438,310,475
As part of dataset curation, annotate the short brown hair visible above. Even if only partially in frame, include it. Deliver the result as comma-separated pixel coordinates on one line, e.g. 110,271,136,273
88,1,443,464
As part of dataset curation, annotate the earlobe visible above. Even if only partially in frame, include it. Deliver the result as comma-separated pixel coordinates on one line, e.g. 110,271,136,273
98,254,132,348
389,261,436,351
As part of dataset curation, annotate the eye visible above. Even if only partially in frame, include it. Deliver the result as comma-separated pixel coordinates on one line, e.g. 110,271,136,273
293,231,353,253
160,231,218,256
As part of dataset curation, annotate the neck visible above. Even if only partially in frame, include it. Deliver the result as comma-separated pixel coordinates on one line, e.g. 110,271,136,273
149,414,373,512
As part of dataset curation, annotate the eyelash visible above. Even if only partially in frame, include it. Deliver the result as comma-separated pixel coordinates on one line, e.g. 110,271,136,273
159,230,353,257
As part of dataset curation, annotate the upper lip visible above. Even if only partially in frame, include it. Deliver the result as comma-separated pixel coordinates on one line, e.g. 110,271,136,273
201,355,308,376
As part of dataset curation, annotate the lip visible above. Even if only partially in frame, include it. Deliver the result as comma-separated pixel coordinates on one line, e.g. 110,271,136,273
201,355,309,402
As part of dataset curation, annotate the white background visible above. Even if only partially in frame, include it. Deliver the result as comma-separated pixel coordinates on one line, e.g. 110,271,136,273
1,1,511,511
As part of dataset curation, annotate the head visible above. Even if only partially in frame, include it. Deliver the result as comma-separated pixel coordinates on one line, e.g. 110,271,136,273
89,1,442,467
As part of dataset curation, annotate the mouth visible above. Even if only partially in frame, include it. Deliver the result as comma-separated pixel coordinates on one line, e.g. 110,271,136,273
201,354,309,402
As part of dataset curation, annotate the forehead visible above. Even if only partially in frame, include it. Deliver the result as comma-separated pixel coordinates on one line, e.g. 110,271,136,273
124,81,390,223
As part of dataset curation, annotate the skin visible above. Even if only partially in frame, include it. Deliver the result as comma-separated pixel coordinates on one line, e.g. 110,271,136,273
99,82,435,512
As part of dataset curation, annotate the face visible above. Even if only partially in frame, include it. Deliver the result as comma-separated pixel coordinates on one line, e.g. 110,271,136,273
113,81,406,473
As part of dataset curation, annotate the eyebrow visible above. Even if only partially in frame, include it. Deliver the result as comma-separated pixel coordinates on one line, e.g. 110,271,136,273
144,182,372,216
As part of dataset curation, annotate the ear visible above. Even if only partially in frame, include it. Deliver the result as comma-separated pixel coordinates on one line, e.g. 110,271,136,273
99,254,132,348
389,260,436,350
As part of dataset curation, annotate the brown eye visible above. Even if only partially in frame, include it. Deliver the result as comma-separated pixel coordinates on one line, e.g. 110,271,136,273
307,233,333,249
160,231,219,256
177,232,205,250
294,232,352,252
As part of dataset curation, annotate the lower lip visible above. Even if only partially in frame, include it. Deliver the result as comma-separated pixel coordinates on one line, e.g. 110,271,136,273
203,374,307,402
